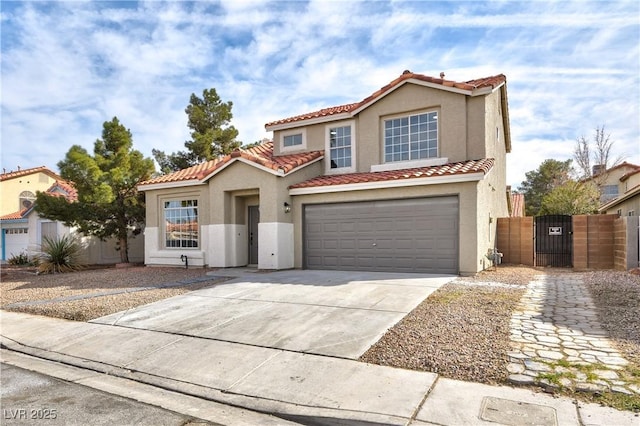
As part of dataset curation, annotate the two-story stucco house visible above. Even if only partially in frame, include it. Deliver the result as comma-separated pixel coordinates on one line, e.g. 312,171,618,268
139,70,512,275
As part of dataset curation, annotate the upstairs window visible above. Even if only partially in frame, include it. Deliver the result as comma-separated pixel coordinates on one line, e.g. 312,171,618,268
19,191,36,210
329,125,352,169
600,185,618,203
384,112,438,163
280,128,307,152
164,200,198,248
283,134,302,147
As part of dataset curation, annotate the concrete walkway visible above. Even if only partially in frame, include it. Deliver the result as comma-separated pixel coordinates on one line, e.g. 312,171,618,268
507,274,639,395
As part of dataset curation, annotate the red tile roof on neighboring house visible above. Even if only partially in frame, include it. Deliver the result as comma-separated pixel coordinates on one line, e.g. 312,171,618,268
0,208,29,220
289,158,495,189
0,165,62,182
47,180,78,202
140,142,324,186
510,193,525,217
266,71,507,128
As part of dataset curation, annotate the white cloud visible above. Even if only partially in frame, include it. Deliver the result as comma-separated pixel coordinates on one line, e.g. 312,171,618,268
1,0,637,194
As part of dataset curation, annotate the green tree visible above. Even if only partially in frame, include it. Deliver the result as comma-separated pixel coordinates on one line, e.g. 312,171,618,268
539,180,600,215
35,117,155,263
153,88,241,173
519,159,573,216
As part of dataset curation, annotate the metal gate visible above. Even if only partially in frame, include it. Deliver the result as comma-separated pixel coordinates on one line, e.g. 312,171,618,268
534,215,572,267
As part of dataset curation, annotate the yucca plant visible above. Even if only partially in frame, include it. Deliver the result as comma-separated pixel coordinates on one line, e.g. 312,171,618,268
38,235,85,274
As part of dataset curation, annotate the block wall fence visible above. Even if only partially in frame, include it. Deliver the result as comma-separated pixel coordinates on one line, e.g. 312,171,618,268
496,215,639,270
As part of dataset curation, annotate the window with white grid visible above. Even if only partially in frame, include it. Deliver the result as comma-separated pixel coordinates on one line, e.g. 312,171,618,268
164,200,198,248
384,112,438,162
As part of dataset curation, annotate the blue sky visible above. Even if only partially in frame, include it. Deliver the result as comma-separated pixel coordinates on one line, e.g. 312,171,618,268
1,0,638,189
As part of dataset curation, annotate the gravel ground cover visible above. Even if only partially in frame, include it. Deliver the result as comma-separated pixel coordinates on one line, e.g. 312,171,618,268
360,266,538,384
583,270,640,367
361,265,640,411
1,266,229,321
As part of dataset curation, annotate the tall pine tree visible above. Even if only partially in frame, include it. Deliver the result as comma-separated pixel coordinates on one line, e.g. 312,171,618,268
153,88,240,173
36,117,155,263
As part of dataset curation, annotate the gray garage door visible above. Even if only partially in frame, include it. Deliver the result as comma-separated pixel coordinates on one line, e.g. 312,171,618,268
304,196,459,274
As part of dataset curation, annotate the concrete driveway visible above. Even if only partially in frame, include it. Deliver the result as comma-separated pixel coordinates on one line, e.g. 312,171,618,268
93,269,454,359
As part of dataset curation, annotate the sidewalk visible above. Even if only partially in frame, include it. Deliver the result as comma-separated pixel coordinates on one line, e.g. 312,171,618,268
1,311,637,425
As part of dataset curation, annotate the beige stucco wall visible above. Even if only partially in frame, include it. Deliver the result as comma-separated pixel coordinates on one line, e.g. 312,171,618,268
272,83,492,171
603,195,640,217
142,160,323,267
291,180,482,275
1,172,59,215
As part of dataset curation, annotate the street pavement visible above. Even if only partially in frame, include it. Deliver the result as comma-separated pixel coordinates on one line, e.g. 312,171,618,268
1,363,210,425
1,269,638,425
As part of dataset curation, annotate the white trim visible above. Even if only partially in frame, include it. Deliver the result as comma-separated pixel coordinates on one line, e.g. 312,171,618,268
266,113,351,131
381,109,440,165
351,79,472,115
138,179,205,192
325,120,356,175
279,128,307,153
289,172,485,195
371,157,449,173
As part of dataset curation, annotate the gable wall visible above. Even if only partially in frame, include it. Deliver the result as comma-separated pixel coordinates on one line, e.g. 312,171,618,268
1,172,59,215
272,83,493,173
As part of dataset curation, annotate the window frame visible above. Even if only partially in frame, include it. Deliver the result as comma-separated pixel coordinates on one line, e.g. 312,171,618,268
279,128,307,152
382,110,439,164
600,184,619,203
163,199,199,249
325,120,356,174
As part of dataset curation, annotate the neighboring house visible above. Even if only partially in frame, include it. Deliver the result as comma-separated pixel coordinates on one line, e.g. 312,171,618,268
0,166,63,216
1,172,75,261
0,167,144,263
139,70,512,275
599,165,640,216
588,162,640,204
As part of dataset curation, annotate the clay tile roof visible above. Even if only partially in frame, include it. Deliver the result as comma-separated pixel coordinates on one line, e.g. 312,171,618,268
510,193,525,217
0,208,29,220
266,72,506,127
289,158,494,189
140,141,324,187
47,180,78,202
0,166,63,182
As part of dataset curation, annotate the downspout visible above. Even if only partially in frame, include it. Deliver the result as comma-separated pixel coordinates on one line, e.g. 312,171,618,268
1,229,5,260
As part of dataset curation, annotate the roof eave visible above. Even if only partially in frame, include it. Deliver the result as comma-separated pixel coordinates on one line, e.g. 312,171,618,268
350,78,473,116
289,171,487,196
138,179,206,192
598,185,640,212
266,112,352,132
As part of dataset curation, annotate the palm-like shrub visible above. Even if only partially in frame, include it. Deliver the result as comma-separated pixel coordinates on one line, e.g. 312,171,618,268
38,235,85,274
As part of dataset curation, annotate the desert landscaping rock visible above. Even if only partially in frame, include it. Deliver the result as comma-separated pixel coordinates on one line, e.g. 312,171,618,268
1,266,231,321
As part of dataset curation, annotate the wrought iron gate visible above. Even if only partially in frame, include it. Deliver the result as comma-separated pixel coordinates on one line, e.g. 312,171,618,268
534,215,572,267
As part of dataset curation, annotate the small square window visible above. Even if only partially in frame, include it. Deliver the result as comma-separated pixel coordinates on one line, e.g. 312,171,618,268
283,134,302,147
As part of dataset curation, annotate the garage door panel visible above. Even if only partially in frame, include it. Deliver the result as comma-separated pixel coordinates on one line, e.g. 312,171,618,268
304,196,458,274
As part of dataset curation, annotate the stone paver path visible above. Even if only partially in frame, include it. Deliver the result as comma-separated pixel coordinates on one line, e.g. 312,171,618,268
507,274,640,395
